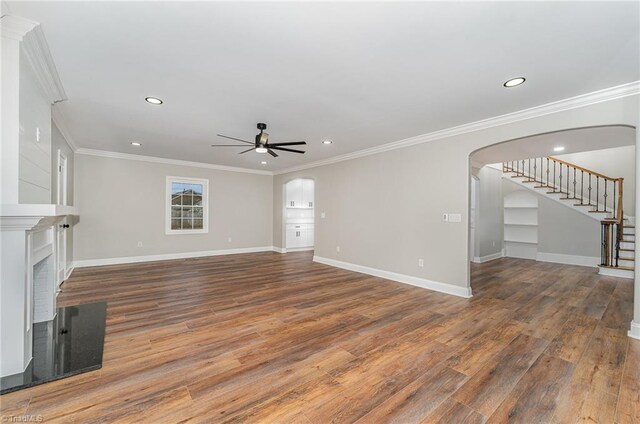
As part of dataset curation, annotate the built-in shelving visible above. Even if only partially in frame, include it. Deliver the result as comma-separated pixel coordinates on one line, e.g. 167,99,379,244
504,190,538,259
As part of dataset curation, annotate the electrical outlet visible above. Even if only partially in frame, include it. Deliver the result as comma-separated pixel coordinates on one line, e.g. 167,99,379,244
492,241,496,247
321,212,326,219
336,245,340,253
418,259,424,267
137,241,142,247
36,127,41,142
227,237,232,243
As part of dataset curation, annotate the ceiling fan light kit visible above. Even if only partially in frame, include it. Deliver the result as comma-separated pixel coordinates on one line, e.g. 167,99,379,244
212,123,307,158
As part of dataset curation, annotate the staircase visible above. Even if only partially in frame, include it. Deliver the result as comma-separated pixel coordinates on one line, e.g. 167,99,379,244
502,157,634,278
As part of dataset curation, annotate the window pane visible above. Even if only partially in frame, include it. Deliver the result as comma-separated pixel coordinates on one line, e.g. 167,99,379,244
193,207,203,218
182,206,193,219
191,184,203,195
172,182,184,195
171,193,182,205
192,219,203,229
193,194,202,206
182,218,193,229
171,206,182,218
171,218,181,230
184,194,194,206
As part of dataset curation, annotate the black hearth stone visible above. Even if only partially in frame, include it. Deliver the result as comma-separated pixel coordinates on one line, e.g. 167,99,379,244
0,302,107,395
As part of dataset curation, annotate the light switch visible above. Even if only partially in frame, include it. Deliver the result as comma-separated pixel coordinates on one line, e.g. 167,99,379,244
448,213,462,223
36,127,41,142
321,212,326,219
443,213,449,222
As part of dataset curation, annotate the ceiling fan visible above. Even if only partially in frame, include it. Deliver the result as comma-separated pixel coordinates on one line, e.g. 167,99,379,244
211,123,306,157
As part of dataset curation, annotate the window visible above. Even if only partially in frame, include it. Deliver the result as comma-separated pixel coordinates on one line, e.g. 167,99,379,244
166,177,209,234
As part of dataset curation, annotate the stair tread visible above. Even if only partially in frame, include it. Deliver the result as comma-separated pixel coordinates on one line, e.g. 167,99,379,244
599,265,635,271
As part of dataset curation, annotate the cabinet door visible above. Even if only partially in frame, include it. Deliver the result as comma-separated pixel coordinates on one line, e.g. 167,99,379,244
286,229,298,248
286,180,303,208
306,227,314,247
301,179,314,208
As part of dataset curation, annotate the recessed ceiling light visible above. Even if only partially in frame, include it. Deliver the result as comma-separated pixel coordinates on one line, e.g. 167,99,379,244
503,77,526,88
261,161,267,165
145,96,163,105
553,146,565,152
322,140,333,145
130,141,142,146
255,147,268,154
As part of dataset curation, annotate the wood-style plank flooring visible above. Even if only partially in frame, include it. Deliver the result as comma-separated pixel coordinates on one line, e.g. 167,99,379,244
1,252,638,423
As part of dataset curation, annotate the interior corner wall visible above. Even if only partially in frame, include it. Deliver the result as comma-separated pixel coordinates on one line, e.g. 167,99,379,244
73,154,274,263
475,165,504,259
273,95,638,291
556,145,636,216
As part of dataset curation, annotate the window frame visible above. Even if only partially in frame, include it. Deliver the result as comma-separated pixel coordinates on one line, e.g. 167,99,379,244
165,176,209,235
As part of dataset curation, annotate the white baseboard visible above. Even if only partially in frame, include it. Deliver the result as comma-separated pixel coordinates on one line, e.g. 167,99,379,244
473,251,504,264
285,247,314,252
74,246,277,268
629,321,640,340
313,256,472,298
536,252,600,267
273,246,286,254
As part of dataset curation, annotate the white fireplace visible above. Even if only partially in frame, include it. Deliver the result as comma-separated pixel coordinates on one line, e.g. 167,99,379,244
0,204,76,378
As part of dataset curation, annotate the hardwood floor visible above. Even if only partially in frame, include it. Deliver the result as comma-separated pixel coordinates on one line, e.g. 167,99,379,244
1,252,638,423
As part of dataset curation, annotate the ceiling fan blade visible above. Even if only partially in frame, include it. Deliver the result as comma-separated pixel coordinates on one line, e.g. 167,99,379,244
269,146,305,154
238,147,256,154
267,149,278,157
267,141,307,147
211,144,251,147
216,134,254,144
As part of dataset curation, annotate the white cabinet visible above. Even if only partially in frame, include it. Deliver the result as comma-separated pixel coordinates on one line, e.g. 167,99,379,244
301,179,314,208
285,179,302,208
286,178,313,209
286,224,314,248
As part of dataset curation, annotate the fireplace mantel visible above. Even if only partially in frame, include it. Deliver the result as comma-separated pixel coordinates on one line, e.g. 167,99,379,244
0,204,77,219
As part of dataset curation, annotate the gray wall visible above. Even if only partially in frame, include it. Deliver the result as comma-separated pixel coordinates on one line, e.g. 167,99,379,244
50,122,74,206
73,154,273,262
18,47,52,204
273,96,637,290
475,165,504,259
556,145,635,216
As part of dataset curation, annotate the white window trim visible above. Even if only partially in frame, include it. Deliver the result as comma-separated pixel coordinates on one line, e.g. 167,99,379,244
166,176,209,235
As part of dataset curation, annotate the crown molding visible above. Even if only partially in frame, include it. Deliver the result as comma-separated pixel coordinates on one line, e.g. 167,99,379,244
274,81,640,175
21,24,67,104
1,14,38,41
75,148,274,176
51,106,79,151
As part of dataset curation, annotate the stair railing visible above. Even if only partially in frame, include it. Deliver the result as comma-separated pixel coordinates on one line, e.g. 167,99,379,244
503,157,624,268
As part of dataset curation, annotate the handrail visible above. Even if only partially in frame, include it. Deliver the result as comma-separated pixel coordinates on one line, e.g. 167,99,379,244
547,156,618,182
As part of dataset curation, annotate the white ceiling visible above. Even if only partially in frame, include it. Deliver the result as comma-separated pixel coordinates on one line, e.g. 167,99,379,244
471,125,636,165
6,1,640,171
